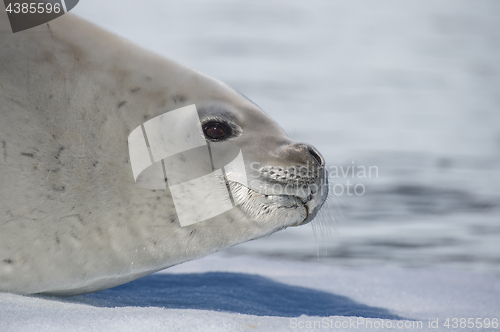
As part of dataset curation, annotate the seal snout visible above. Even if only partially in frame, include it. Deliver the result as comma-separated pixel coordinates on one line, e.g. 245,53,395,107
282,142,325,168
306,145,325,167
252,141,327,200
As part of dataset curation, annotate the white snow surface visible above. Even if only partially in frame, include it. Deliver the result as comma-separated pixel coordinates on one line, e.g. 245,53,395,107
1,255,499,332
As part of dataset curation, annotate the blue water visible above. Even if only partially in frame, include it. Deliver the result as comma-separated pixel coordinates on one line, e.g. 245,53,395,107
74,0,500,274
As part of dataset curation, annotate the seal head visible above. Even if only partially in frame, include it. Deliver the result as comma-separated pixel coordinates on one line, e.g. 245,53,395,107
0,12,327,295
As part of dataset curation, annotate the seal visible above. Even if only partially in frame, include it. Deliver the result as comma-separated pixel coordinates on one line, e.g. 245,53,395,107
0,12,327,295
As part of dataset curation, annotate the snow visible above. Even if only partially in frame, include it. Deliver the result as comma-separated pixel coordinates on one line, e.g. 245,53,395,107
1,256,499,331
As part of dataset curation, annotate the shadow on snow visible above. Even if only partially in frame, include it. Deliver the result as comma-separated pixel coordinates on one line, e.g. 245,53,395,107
51,272,404,319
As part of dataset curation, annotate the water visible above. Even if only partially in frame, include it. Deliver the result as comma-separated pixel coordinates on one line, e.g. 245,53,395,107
74,0,500,274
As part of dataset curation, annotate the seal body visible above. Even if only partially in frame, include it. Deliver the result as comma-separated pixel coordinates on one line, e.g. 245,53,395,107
0,12,327,295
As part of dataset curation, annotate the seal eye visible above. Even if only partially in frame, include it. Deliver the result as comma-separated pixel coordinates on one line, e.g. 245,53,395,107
203,121,231,141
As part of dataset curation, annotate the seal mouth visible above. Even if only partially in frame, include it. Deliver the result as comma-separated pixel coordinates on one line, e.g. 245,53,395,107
228,175,327,228
241,164,328,226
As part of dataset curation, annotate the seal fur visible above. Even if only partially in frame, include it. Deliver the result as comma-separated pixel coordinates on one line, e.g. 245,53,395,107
0,12,327,295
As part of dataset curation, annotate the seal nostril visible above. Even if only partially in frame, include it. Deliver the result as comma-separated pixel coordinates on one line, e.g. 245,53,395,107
307,146,324,166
